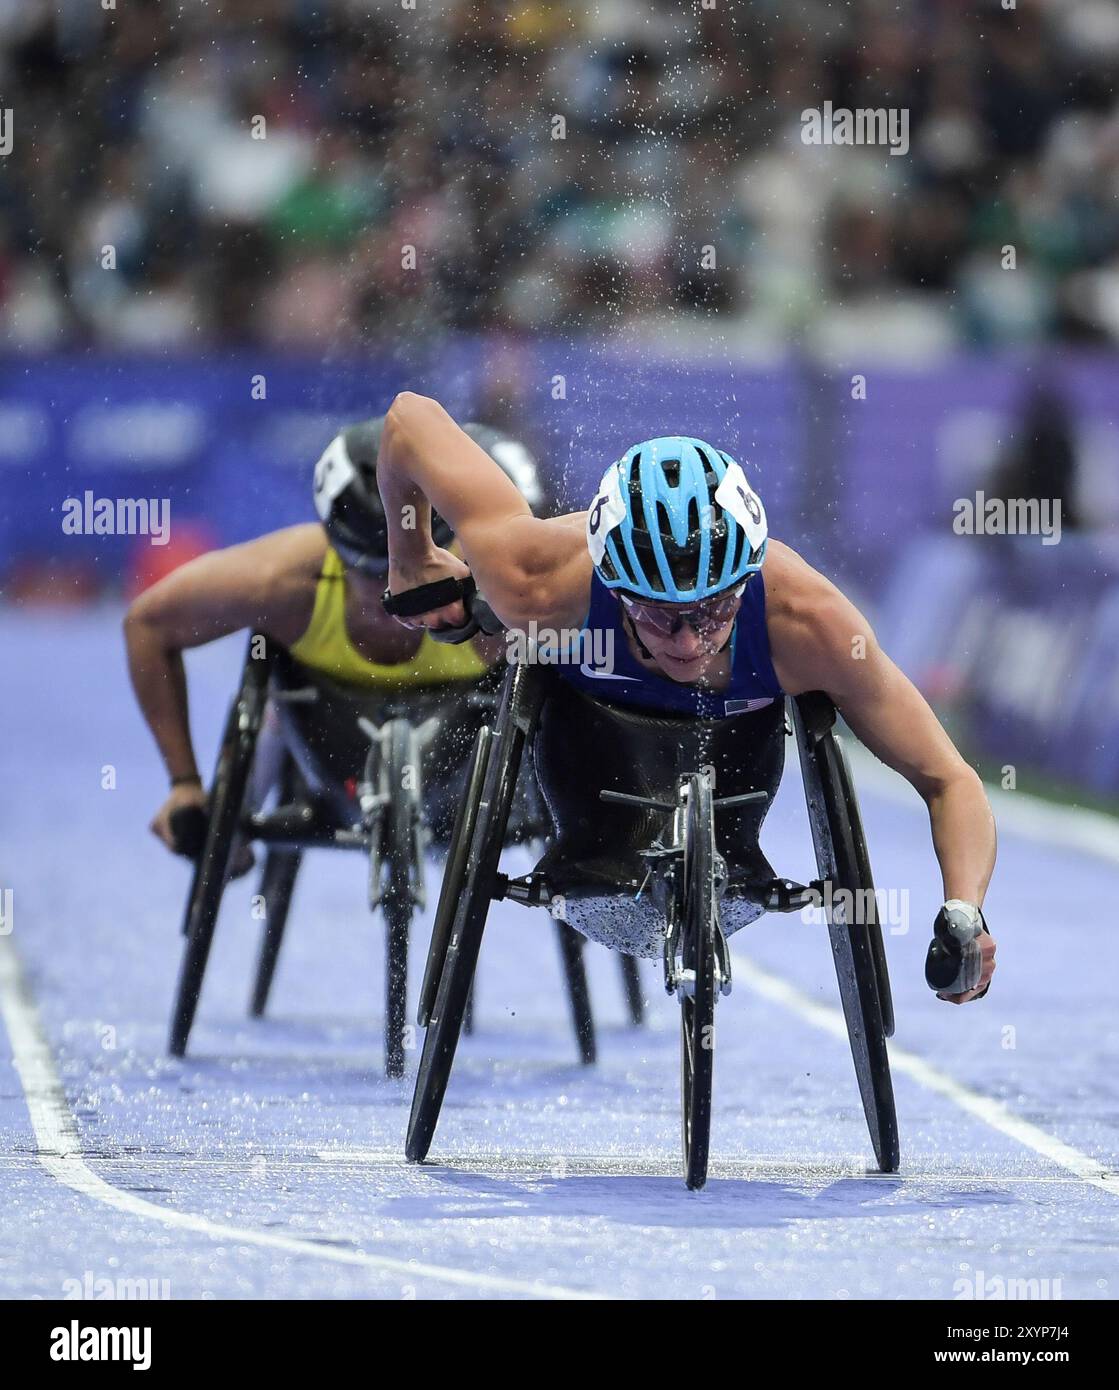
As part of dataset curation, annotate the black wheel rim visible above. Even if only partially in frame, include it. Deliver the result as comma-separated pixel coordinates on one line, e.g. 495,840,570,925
791,696,899,1174
680,775,716,1190
383,724,417,1079
406,667,537,1162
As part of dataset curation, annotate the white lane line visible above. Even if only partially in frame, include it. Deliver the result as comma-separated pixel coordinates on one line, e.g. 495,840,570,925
735,954,1118,1197
0,936,603,1301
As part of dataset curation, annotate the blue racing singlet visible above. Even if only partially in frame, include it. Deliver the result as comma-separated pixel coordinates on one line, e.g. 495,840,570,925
553,572,783,718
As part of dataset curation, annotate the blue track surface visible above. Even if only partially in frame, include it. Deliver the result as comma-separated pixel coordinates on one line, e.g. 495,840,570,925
2,609,1116,1300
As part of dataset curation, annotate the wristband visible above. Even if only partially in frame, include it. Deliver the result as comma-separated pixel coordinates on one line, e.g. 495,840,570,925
382,574,476,618
171,773,202,788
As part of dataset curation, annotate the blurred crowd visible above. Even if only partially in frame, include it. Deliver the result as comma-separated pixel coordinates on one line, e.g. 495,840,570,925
3,0,1119,357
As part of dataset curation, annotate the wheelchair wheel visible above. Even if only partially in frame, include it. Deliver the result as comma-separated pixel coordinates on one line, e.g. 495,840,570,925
619,954,644,1026
407,666,539,1163
169,636,274,1057
249,752,305,1019
832,737,894,1037
680,773,717,1191
792,694,899,1173
555,922,596,1066
382,719,417,1079
249,848,302,1018
417,725,491,1029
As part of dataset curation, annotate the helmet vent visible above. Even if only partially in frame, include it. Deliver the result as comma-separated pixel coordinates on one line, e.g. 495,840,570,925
693,444,720,491
626,460,645,523
729,521,746,574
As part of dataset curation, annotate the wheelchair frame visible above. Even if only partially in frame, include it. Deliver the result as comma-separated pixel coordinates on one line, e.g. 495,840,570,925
406,659,898,1188
166,634,644,1077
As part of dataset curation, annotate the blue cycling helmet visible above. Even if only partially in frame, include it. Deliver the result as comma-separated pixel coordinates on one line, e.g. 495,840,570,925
586,436,768,602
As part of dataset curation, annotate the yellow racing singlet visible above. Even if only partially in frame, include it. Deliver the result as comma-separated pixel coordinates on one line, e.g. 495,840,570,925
289,547,488,688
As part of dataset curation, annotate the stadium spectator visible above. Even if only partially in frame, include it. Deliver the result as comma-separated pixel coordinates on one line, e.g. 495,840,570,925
1,0,1117,354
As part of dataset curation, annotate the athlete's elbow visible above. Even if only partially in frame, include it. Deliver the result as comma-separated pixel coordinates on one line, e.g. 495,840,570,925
383,393,441,476
123,590,171,663
124,576,193,652
954,762,988,809
921,760,986,808
124,588,157,635
385,391,443,440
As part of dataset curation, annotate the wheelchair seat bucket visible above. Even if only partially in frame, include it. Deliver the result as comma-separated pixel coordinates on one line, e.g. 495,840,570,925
791,692,899,1173
530,677,785,957
270,650,500,838
265,654,496,1077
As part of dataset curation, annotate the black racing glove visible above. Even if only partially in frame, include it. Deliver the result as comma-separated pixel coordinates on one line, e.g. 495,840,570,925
382,574,504,644
925,900,990,998
168,804,209,860
167,805,255,881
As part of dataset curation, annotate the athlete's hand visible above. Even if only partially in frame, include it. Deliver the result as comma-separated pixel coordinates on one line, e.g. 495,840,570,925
925,901,996,1004
386,546,472,633
150,782,207,855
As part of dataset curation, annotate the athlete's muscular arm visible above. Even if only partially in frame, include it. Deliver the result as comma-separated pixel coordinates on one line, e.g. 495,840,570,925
767,545,996,1001
379,393,588,630
124,528,318,844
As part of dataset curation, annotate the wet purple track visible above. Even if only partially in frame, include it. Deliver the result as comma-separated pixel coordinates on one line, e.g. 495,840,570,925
2,609,1116,1299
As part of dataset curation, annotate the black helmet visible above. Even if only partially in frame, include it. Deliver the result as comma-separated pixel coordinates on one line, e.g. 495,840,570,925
460,421,545,510
312,417,448,575
313,415,542,573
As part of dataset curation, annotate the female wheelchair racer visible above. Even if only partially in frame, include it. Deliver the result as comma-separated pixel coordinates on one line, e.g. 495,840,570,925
378,396,998,1187
125,417,641,1077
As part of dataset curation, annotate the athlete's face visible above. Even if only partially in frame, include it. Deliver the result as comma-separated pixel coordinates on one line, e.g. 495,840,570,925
619,587,744,683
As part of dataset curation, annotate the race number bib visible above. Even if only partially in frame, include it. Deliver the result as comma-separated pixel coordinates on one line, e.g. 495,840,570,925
585,464,628,565
714,460,767,552
312,435,357,520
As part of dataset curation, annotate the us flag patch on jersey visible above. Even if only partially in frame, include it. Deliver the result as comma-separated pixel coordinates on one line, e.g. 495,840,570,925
724,697,775,715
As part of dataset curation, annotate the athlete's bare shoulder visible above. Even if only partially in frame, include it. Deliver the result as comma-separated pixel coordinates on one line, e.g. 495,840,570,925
264,523,330,581
762,540,873,695
238,525,329,640
759,539,834,617
220,523,326,602
125,524,331,651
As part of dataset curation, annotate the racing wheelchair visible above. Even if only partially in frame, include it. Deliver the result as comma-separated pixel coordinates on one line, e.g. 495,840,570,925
166,634,645,1077
406,659,897,1189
